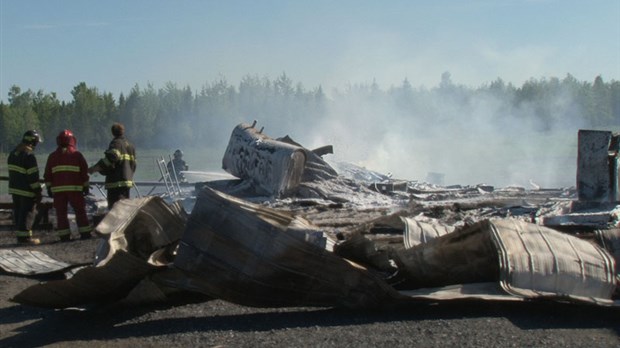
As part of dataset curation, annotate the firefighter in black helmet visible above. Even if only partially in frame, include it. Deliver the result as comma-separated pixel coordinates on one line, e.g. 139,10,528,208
88,123,136,209
7,130,43,244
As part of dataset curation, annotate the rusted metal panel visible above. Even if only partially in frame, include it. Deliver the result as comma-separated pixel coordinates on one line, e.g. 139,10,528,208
0,249,73,275
173,186,401,308
222,123,307,197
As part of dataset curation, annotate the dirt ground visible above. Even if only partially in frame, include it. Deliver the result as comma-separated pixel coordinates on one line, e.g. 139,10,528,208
0,228,619,348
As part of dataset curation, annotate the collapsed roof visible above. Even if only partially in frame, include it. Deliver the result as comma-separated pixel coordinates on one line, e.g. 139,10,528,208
8,123,620,309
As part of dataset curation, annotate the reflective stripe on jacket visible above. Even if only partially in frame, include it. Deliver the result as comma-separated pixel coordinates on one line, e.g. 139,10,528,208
97,136,136,189
44,146,89,193
8,145,41,198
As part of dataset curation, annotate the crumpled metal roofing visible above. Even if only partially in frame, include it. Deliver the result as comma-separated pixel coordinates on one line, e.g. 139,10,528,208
9,192,620,309
0,249,73,275
394,219,617,305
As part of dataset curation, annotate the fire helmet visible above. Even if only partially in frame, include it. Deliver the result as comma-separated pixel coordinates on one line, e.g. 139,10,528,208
22,130,41,146
105,148,121,163
56,129,76,147
174,149,183,158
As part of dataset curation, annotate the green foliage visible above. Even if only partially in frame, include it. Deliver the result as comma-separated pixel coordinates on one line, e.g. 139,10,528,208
0,74,618,156
70,82,110,149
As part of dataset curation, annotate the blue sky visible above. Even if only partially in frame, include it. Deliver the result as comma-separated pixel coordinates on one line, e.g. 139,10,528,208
1,0,619,102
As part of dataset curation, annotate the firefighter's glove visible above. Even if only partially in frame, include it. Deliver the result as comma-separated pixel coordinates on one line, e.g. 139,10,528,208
47,187,53,198
83,186,90,196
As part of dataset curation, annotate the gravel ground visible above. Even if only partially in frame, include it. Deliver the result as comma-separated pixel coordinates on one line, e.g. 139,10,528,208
1,233,619,348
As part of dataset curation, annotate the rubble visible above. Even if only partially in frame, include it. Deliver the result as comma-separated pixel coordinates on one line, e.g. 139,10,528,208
11,196,188,308
393,219,616,305
172,187,400,308
7,124,620,310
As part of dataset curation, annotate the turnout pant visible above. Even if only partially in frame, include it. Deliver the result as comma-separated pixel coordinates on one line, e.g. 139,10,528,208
53,191,92,238
11,194,37,239
106,187,130,209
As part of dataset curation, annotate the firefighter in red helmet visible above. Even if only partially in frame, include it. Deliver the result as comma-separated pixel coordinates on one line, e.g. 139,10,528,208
44,129,93,241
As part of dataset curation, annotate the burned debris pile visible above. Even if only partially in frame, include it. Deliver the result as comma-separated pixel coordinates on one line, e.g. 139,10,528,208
7,123,620,310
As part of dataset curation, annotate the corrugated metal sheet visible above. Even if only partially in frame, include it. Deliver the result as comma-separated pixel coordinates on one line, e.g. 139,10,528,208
0,249,72,275
394,219,617,305
489,219,616,305
402,217,456,248
595,228,620,269
393,221,499,289
399,282,524,302
12,250,155,308
95,196,187,265
10,192,618,309
12,197,188,309
173,186,401,308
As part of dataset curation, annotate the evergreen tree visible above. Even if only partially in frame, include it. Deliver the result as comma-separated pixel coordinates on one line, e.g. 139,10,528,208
70,82,106,149
1,74,618,157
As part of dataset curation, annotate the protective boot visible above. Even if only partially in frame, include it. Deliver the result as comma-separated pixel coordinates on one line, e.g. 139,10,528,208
17,236,41,245
80,232,92,240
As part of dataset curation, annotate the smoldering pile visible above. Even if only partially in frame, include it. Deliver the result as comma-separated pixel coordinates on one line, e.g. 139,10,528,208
5,122,620,310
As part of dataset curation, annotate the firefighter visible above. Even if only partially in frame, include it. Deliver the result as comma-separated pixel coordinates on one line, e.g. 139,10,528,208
7,130,43,245
167,149,188,182
88,123,137,208
44,130,93,241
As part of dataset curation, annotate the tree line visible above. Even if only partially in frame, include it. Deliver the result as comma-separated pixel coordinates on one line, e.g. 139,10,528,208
1,72,618,153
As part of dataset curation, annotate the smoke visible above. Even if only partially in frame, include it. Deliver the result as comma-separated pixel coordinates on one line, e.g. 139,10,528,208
297,81,585,189
151,74,591,190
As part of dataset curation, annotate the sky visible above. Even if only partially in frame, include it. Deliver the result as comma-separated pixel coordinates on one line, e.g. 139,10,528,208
1,0,619,188
1,0,618,102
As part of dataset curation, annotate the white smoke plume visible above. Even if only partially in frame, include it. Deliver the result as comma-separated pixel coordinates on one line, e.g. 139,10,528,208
294,80,585,188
